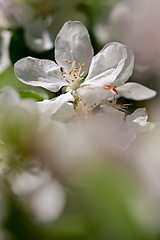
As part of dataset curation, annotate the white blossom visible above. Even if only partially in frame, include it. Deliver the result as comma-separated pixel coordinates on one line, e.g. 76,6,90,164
14,21,156,114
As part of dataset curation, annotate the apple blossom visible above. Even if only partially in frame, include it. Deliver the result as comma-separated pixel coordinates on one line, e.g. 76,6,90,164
14,21,156,115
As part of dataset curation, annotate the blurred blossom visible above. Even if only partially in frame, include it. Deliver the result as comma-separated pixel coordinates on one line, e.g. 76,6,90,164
108,0,160,68
0,0,84,53
37,106,154,178
0,0,34,28
0,87,68,173
0,30,11,73
129,125,160,196
10,167,66,222
14,21,156,117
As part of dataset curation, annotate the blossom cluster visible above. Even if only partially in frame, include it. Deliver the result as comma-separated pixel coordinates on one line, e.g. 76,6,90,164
0,19,159,240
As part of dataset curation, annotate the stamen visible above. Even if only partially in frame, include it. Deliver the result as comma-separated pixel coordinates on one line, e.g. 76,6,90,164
104,85,118,95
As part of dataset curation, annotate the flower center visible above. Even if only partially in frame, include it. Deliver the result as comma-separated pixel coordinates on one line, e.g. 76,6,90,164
61,60,88,90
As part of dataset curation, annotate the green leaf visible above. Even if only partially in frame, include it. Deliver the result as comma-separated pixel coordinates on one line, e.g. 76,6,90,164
18,90,44,101
0,66,49,99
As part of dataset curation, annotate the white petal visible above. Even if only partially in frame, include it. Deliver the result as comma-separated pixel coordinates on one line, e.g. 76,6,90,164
24,18,53,53
126,108,155,131
37,91,74,116
83,42,134,87
117,82,156,100
14,57,68,92
113,47,134,86
114,108,147,151
77,86,115,111
53,102,76,121
55,21,93,73
126,108,148,124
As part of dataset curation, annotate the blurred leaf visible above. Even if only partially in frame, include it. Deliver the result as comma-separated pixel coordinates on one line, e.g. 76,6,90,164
3,193,45,240
52,162,157,240
0,66,49,99
18,90,44,101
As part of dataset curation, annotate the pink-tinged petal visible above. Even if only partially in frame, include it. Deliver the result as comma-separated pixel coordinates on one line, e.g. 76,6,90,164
83,42,134,87
14,57,68,92
77,86,115,112
55,21,93,73
117,82,156,100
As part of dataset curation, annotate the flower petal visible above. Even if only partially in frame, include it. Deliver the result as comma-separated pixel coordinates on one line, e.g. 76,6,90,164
55,21,93,73
14,57,68,92
83,42,134,87
114,108,153,151
117,82,156,100
77,86,115,112
126,108,155,131
37,91,75,119
53,102,76,121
